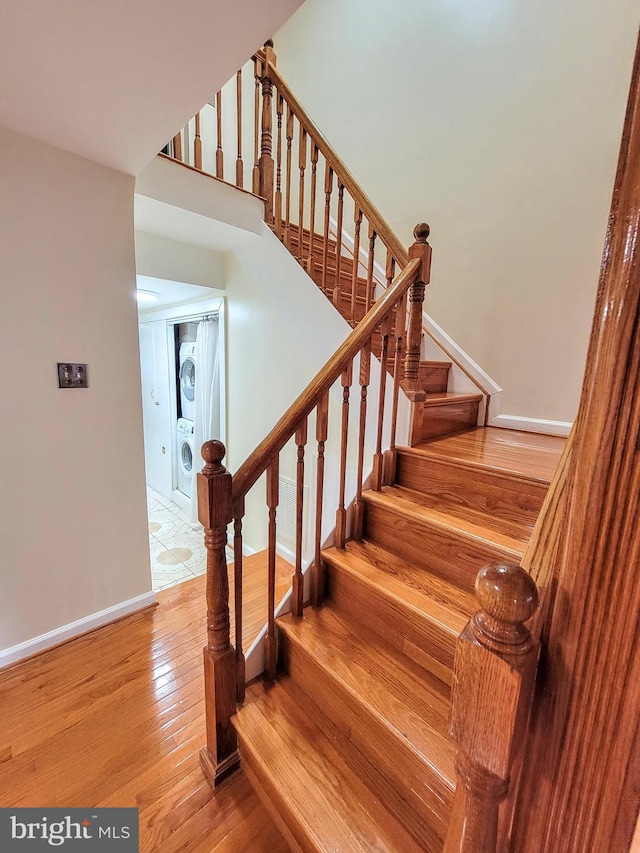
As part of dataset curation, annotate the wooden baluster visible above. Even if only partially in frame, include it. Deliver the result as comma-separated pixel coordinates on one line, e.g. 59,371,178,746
197,441,239,788
275,93,284,239
383,290,408,486
232,508,245,702
335,362,353,549
265,456,279,681
365,223,377,311
321,164,334,294
444,562,539,853
372,315,391,491
172,131,182,162
385,251,396,291
215,90,223,179
284,106,294,249
292,418,307,617
308,143,319,275
298,128,307,264
259,41,276,222
403,223,432,399
194,112,203,171
332,183,345,309
352,340,372,540
313,392,329,606
350,206,363,324
235,70,243,188
252,57,261,194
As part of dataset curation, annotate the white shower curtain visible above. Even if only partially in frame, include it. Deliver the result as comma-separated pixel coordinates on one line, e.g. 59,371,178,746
190,316,221,523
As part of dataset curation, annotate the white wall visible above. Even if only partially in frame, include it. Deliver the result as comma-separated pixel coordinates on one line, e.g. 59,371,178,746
224,224,354,553
275,0,640,422
135,231,225,289
0,127,151,657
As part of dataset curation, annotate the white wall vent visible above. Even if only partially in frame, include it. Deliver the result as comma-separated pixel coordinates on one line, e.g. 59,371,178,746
279,476,308,547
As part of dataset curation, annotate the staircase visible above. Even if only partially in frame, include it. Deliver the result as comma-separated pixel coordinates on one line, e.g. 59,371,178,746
232,408,563,849
183,43,566,852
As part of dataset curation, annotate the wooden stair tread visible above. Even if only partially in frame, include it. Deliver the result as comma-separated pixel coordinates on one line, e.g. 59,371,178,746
387,483,534,542
404,426,566,484
235,679,425,853
278,607,455,768
422,391,483,406
367,486,528,557
323,539,475,633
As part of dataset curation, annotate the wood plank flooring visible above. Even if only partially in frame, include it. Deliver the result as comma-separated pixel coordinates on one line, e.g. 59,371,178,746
0,552,292,852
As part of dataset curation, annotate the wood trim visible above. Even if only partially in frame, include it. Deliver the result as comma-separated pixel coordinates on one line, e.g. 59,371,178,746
512,28,640,852
156,152,265,202
265,61,408,268
0,592,157,669
231,258,421,500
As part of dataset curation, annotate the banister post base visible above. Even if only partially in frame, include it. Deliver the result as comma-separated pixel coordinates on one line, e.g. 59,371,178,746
408,400,426,447
401,383,427,404
201,645,240,789
199,747,240,789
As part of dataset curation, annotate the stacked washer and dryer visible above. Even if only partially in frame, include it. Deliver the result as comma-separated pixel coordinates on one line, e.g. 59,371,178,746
176,342,196,497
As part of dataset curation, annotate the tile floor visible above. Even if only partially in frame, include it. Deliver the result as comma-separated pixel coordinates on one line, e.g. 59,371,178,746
146,485,208,591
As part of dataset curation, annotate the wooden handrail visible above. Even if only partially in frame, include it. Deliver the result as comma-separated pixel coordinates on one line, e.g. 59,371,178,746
264,61,409,268
231,256,421,502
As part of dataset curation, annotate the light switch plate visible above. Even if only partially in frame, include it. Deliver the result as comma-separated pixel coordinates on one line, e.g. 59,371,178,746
57,363,88,388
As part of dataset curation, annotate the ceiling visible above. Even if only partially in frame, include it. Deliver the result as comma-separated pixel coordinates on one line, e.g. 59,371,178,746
136,275,223,312
0,0,303,175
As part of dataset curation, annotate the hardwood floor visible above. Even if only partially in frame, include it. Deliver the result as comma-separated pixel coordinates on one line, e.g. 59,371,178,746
0,552,292,852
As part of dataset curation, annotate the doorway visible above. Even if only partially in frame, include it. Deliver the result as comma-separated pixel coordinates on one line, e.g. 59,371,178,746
137,285,226,591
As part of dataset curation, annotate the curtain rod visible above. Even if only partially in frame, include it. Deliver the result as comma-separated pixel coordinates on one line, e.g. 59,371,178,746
174,312,219,324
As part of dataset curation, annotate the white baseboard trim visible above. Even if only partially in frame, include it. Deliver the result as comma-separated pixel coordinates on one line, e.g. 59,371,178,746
489,414,572,437
0,591,158,671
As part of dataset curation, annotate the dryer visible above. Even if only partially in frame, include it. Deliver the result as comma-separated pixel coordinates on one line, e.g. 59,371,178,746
176,418,194,497
179,342,196,420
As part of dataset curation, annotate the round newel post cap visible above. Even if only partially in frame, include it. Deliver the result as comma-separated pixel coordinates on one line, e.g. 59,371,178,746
476,561,538,626
413,222,431,243
201,439,226,465
264,38,274,48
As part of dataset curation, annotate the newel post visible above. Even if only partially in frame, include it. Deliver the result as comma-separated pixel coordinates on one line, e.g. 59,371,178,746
444,562,540,853
403,223,432,401
198,440,239,788
259,39,277,221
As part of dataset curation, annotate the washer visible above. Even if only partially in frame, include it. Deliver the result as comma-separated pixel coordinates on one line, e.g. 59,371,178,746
179,342,196,420
176,418,194,497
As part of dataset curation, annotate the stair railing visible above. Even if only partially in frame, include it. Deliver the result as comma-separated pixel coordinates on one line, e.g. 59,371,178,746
164,41,490,403
166,42,409,323
197,226,430,788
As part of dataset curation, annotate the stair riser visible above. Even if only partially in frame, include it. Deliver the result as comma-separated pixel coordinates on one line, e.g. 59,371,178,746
325,557,458,684
419,400,480,440
279,630,451,845
388,363,450,393
396,453,546,531
363,501,523,592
